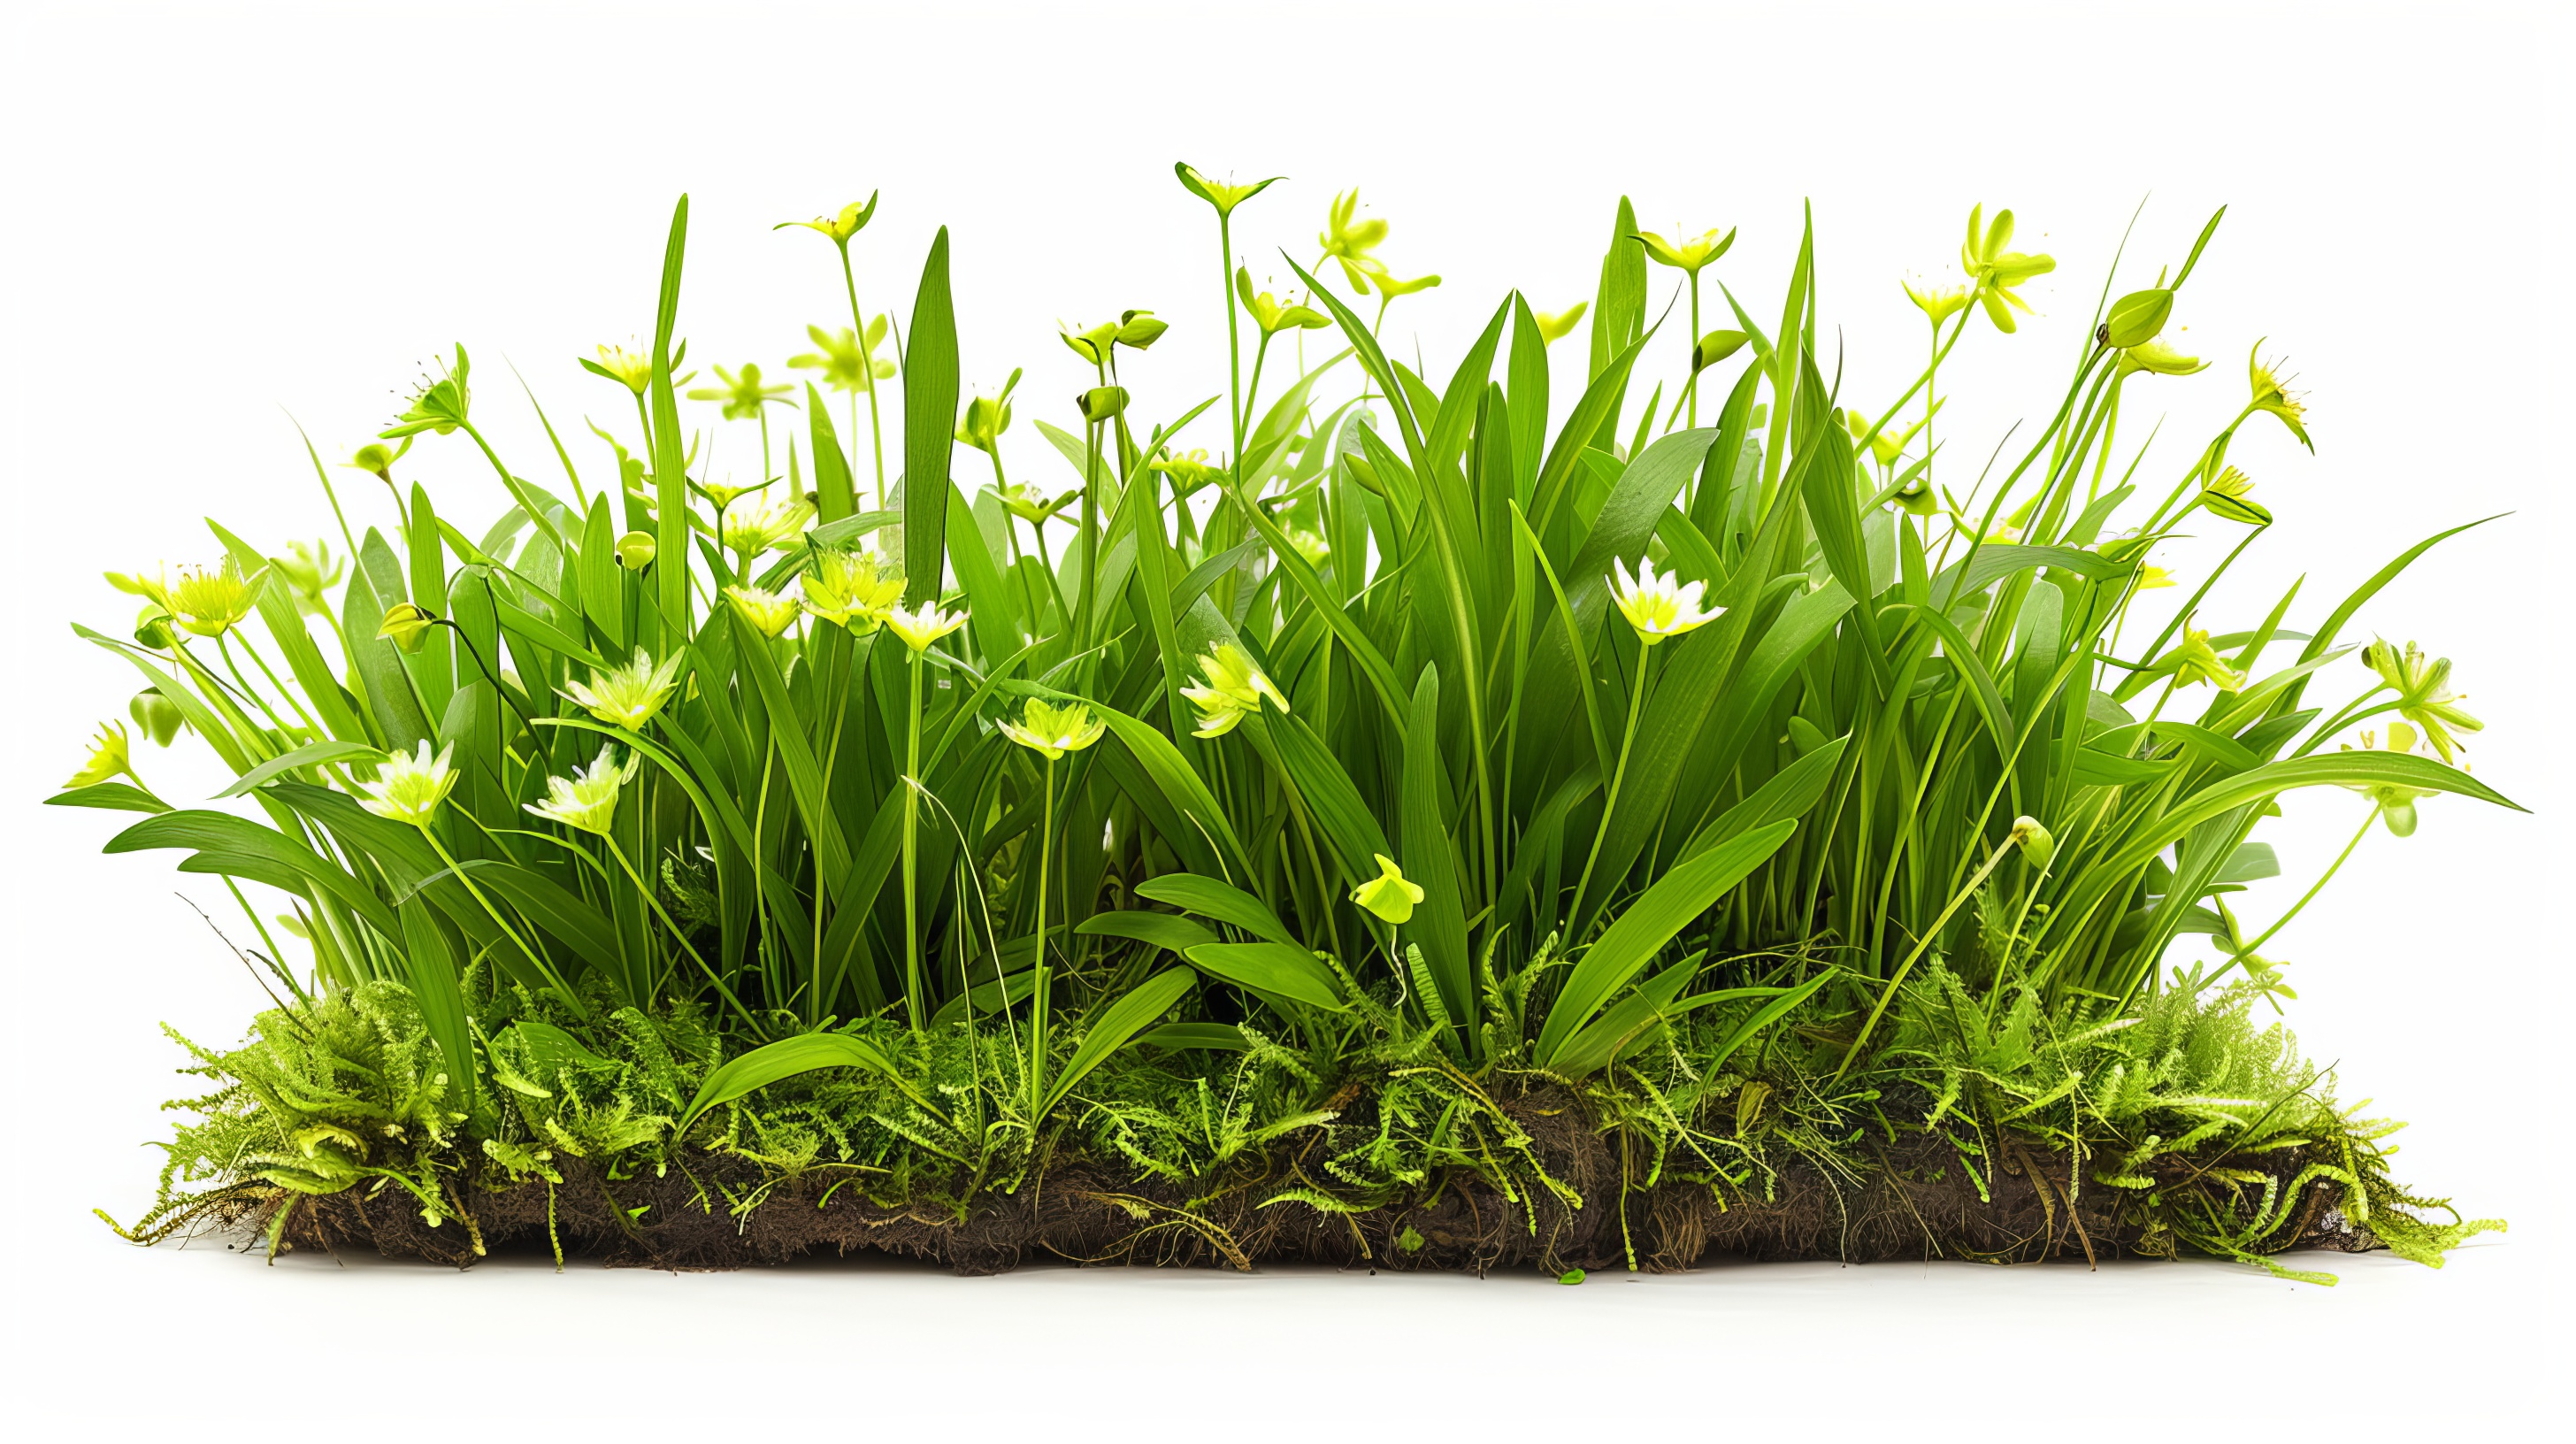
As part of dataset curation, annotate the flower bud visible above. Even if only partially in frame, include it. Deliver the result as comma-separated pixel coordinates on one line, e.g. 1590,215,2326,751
129,687,185,747
1692,329,1749,373
615,531,658,570
2008,816,2055,870
134,604,175,649
1116,310,1168,350
2103,288,2174,349
378,602,438,654
1076,386,1131,423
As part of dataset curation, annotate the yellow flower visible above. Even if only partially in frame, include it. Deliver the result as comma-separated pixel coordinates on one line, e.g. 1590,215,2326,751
2166,626,2247,693
1149,449,1223,495
585,342,655,396
1235,267,1330,336
719,495,814,563
378,601,437,654
1354,259,1441,308
886,601,969,653
1635,226,1736,276
166,557,264,638
2117,338,2208,378
776,194,878,249
1180,644,1289,737
955,369,1020,456
359,741,457,826
801,546,906,633
724,585,802,638
1317,188,1391,292
1903,277,1973,326
789,319,896,394
1060,320,1121,366
1177,164,1282,219
524,743,641,837
2341,724,2437,836
65,721,136,790
343,439,410,481
270,540,344,616
560,648,684,730
2135,565,2179,591
998,698,1108,761
687,362,794,422
2362,639,2481,764
1351,853,1426,925
1533,302,1588,345
1609,557,1721,644
2246,341,2313,450
994,480,1077,526
1959,204,2056,334
2198,465,2271,526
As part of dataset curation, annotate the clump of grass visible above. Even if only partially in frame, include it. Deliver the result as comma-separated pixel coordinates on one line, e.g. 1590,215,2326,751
65,173,2515,1279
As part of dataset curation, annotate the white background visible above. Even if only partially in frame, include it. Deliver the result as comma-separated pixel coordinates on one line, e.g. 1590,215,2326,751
4,1,2569,1432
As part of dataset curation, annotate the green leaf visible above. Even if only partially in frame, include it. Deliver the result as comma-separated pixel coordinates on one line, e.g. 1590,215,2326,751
903,227,960,603
211,740,385,798
1184,941,1349,1012
1041,965,1198,1114
1132,874,1296,949
1077,909,1223,956
678,1031,923,1134
1537,819,1797,1067
45,782,172,815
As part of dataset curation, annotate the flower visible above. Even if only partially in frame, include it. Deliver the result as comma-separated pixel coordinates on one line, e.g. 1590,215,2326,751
1116,309,1168,350
789,319,896,394
1533,302,1588,345
1150,449,1223,495
1356,260,1441,309
955,369,1020,455
2363,639,2481,764
561,648,684,730
998,698,1108,761
1609,557,1722,644
995,480,1076,526
344,439,410,481
1181,644,1289,737
1060,320,1120,366
1693,329,1750,373
614,531,657,570
1903,278,1974,326
2246,341,2313,450
359,741,457,826
1959,205,2056,334
524,743,641,837
1176,164,1282,219
886,601,969,653
2008,815,2056,870
2198,465,2271,526
1352,854,1426,925
1317,188,1391,292
2135,565,2179,591
801,546,906,633
724,585,803,638
165,558,265,638
2341,724,2437,836
776,194,878,249
2117,339,2208,378
271,540,343,616
64,721,136,789
582,342,655,396
1236,267,1330,335
1635,226,1736,276
719,495,814,562
687,362,794,422
381,346,473,439
2166,626,2247,693
378,601,437,654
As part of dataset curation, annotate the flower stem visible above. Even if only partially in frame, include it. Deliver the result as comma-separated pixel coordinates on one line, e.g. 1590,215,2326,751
1567,641,1653,931
902,649,926,1034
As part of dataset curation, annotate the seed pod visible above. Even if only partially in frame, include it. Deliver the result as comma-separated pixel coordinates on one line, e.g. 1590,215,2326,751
1076,385,1131,423
615,531,658,570
2009,815,2056,870
1116,310,1169,350
1692,328,1749,373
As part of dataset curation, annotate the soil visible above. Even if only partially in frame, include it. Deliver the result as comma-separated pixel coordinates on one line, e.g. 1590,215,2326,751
243,1086,2377,1275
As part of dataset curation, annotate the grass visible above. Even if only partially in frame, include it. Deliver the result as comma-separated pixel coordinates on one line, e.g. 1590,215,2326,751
61,173,2518,1281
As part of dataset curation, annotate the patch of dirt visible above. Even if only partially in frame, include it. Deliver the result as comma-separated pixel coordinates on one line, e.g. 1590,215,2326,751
251,1089,2375,1275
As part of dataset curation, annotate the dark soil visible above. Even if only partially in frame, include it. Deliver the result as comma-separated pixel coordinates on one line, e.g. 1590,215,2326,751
254,1089,2378,1275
